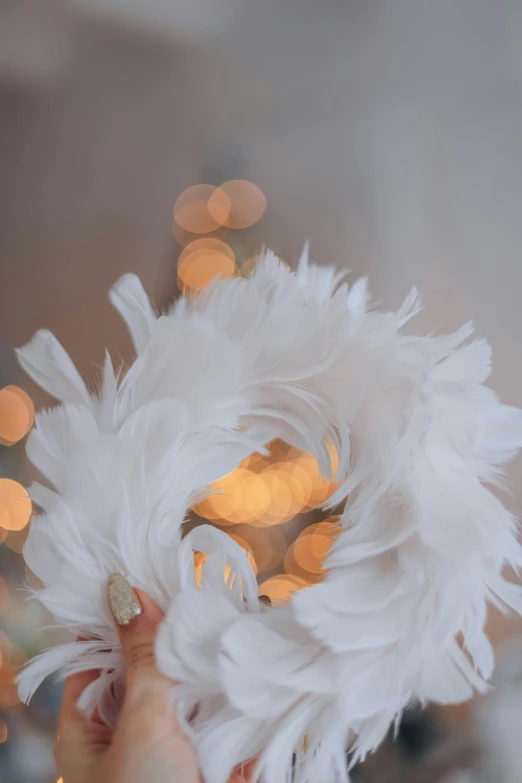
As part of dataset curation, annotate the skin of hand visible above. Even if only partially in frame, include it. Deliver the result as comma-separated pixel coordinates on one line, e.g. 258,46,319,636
55,586,255,783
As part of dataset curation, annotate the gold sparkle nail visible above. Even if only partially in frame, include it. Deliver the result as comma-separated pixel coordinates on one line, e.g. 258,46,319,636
107,573,142,627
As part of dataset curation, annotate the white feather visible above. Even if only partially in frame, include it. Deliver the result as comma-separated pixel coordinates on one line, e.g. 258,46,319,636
15,249,522,783
108,273,157,355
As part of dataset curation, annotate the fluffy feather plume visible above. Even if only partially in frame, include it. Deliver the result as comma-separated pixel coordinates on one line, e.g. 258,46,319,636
16,249,522,783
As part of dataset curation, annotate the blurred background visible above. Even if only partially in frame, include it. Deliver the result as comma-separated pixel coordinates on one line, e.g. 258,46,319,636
2,1,522,781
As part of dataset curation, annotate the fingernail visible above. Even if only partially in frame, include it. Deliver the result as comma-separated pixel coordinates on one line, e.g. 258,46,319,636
107,573,142,627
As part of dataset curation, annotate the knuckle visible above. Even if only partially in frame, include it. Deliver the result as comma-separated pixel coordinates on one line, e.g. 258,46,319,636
126,640,155,671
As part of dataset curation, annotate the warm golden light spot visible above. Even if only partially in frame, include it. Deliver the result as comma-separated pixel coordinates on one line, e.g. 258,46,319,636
204,468,250,523
276,461,313,513
178,248,235,297
290,519,341,576
294,440,340,511
258,574,309,603
0,480,31,532
179,238,235,266
192,497,218,522
249,469,294,527
242,473,273,523
5,524,30,554
197,469,273,526
192,440,339,539
0,718,7,743
0,386,34,446
208,181,266,230
264,469,295,522
173,184,231,234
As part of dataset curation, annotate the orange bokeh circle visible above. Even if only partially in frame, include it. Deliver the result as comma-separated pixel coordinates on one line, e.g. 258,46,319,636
173,185,231,234
208,181,266,230
258,574,310,603
0,480,32,531
0,386,34,447
178,248,235,297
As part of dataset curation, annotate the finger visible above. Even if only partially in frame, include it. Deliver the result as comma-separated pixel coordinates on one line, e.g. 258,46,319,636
107,574,169,707
59,636,101,727
60,668,101,727
57,663,111,779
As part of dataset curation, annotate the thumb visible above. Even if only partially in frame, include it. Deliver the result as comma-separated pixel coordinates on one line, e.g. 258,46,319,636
107,574,169,706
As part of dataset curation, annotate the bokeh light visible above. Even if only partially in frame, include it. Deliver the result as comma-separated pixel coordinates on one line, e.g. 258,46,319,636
173,184,231,234
0,385,34,446
249,468,294,527
194,439,340,532
5,523,30,554
190,436,344,603
0,718,7,744
196,469,272,525
177,246,235,297
258,574,309,603
296,440,340,511
195,468,249,524
208,180,266,230
285,518,341,579
0,479,32,531
178,237,235,266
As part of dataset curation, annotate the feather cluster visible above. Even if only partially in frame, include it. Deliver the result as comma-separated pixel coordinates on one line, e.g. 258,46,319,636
16,249,522,783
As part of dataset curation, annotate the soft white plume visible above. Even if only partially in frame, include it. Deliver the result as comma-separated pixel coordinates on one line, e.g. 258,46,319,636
16,249,522,783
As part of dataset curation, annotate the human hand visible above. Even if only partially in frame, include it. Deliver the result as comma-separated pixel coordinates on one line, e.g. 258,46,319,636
55,576,254,783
